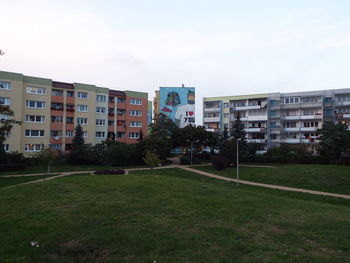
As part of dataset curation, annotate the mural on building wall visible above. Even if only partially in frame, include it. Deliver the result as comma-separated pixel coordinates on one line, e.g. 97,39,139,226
160,87,195,128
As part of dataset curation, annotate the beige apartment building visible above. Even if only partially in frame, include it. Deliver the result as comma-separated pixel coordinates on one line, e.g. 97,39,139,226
0,71,148,157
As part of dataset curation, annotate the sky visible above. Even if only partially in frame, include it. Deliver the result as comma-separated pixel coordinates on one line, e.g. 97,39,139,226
1,0,350,124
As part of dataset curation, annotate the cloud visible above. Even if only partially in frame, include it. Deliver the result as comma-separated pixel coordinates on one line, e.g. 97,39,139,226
317,34,350,49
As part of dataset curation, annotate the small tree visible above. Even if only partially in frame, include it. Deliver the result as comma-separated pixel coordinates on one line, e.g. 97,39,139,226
70,124,86,164
230,111,246,141
143,151,160,169
219,127,229,153
36,147,57,179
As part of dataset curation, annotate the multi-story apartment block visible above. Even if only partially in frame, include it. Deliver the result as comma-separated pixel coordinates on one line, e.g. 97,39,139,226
203,89,350,154
0,71,148,156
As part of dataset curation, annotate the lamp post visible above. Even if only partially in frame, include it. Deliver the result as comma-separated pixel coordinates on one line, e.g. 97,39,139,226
187,139,199,165
236,138,242,185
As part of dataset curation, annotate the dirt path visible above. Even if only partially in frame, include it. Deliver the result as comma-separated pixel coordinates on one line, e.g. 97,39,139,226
2,164,350,200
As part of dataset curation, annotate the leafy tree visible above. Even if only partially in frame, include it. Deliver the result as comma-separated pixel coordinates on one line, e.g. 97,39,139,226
72,124,84,146
317,122,350,159
36,147,57,174
70,124,96,164
150,113,177,138
143,150,160,169
0,105,21,153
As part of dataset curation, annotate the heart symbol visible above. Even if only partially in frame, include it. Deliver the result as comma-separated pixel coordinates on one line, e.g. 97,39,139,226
188,111,194,116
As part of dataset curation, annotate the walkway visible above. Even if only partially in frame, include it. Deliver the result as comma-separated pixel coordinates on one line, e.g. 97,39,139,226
2,164,350,200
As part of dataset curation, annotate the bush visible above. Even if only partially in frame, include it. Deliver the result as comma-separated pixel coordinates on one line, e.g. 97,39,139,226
180,154,200,165
0,152,26,171
94,169,125,175
211,155,229,170
143,151,160,169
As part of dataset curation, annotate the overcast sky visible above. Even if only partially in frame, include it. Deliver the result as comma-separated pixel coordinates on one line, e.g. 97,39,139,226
1,0,350,124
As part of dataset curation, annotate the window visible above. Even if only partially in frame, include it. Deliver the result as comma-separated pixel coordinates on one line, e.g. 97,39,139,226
24,144,44,152
0,97,11,105
224,113,229,118
130,121,142,127
108,120,114,126
117,120,125,127
77,92,88,99
25,115,45,123
117,97,126,103
130,98,142,105
96,119,106,126
109,96,115,103
96,131,105,138
284,122,297,128
3,144,9,152
66,130,74,137
52,89,63,96
25,130,44,137
77,105,88,112
96,95,106,102
66,104,74,111
224,103,229,108
67,91,74,97
284,97,299,104
108,108,115,115
66,117,74,123
130,110,142,116
26,86,46,95
83,131,88,138
26,100,45,109
303,109,315,116
117,132,125,138
96,107,106,114
117,109,125,116
51,116,63,123
51,103,63,110
50,144,62,151
0,81,11,90
223,123,229,129
270,122,277,128
77,118,88,125
51,130,62,137
129,132,139,138
270,134,277,139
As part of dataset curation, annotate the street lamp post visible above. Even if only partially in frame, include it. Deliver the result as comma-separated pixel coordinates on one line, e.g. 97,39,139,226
236,138,242,185
187,139,199,165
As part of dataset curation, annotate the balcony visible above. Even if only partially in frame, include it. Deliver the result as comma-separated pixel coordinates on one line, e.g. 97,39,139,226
246,127,266,132
300,127,318,132
247,139,266,143
336,113,350,119
335,101,350,106
247,115,268,121
300,114,322,120
283,139,300,144
299,102,322,108
204,107,220,112
283,127,300,132
283,115,300,120
203,116,220,122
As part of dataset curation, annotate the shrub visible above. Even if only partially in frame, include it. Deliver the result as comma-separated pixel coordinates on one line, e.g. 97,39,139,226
211,155,229,170
94,169,125,175
180,155,191,165
143,151,160,169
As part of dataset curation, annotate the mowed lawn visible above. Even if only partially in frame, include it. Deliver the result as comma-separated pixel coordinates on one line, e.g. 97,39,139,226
1,168,349,263
193,164,350,195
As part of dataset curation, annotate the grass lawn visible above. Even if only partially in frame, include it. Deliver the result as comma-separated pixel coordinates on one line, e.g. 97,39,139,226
0,163,149,176
0,174,59,188
192,164,350,195
1,168,349,262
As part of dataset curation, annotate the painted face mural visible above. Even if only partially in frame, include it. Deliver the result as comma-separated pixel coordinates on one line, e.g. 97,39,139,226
159,87,195,128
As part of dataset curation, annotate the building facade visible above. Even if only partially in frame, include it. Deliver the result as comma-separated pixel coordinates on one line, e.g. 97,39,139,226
154,86,195,128
0,71,148,156
203,89,350,154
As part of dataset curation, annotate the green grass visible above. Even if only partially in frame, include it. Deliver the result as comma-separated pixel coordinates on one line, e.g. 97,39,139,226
0,168,349,262
192,164,350,195
0,163,149,176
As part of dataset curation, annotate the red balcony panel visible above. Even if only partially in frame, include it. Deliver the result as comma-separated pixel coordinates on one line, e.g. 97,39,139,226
51,95,64,103
66,123,74,130
50,137,63,144
108,102,115,107
66,111,74,117
50,123,63,130
108,126,115,132
66,96,75,104
65,137,73,144
51,109,64,116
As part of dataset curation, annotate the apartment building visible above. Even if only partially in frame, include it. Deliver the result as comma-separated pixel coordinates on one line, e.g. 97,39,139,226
0,70,148,156
203,88,350,154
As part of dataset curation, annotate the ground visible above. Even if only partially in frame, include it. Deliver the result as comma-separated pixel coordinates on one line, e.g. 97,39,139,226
1,167,349,262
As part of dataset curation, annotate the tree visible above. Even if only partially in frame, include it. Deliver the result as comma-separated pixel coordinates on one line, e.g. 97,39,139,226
317,122,350,159
0,105,21,153
143,151,160,169
230,111,246,141
219,127,230,153
70,124,89,164
36,147,57,174
72,124,84,146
